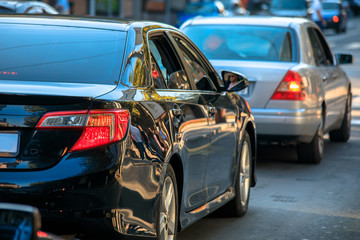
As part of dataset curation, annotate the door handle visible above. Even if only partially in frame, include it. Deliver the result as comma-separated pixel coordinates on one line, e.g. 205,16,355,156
208,107,216,116
172,108,182,117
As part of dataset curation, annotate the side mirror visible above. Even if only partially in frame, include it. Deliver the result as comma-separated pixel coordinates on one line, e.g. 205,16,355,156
222,70,249,92
336,53,353,64
0,203,41,240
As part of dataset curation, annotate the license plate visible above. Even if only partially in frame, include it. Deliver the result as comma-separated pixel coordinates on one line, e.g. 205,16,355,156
0,132,20,157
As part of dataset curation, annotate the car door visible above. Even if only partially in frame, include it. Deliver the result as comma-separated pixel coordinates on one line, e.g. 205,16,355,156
169,32,239,202
147,31,212,211
307,27,348,130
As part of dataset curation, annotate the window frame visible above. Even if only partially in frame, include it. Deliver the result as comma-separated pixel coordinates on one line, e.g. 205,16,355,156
166,31,224,92
307,27,334,67
147,29,193,90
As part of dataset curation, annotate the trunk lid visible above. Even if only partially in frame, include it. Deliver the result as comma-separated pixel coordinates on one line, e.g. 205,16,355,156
0,81,116,170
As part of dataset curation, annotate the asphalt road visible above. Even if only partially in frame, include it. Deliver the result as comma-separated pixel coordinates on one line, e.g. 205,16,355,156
177,17,360,240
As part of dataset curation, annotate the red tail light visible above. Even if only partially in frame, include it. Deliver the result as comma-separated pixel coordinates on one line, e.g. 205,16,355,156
36,109,130,152
333,16,339,23
271,70,305,101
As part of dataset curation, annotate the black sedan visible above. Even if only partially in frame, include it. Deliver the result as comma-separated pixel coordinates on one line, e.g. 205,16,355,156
0,15,256,239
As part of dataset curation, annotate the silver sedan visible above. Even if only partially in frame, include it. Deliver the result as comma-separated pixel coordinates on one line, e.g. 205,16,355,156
181,16,353,163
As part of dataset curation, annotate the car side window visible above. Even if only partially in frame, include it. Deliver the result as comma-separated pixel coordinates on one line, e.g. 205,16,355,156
148,36,190,90
172,35,217,92
279,32,293,62
313,29,334,66
150,53,167,89
307,28,333,66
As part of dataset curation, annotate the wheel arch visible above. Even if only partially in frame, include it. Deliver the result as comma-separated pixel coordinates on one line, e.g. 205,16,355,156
245,121,257,187
168,153,183,231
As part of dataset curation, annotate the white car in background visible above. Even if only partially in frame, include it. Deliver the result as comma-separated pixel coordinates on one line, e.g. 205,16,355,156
0,1,58,14
181,16,353,163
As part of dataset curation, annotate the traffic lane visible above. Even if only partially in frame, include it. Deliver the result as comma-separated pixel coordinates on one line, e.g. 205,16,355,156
178,126,360,240
178,19,360,240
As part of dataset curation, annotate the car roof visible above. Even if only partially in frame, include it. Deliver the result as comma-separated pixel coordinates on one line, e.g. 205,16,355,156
181,16,311,28
0,15,177,32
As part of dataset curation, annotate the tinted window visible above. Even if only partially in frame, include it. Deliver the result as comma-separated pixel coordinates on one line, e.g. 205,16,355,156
313,28,334,65
183,25,297,62
271,0,307,10
149,36,190,90
307,28,333,66
323,3,339,10
172,36,216,91
150,53,167,89
0,24,126,84
185,3,217,14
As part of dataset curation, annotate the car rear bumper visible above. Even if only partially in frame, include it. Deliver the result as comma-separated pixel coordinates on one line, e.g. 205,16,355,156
0,144,161,238
252,107,321,143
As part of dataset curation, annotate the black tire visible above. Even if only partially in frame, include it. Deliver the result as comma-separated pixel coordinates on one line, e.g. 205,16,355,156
297,114,324,164
219,131,252,217
157,164,178,240
330,93,351,142
335,25,341,33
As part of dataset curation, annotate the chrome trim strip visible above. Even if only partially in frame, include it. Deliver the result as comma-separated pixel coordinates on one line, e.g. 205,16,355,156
189,187,234,215
251,107,321,117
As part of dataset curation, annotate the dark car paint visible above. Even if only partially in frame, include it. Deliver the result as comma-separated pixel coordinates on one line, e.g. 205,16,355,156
0,15,256,238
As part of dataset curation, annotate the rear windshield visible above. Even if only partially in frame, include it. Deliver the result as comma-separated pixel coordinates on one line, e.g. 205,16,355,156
271,0,307,10
0,23,126,84
182,25,298,62
323,3,339,10
185,3,217,14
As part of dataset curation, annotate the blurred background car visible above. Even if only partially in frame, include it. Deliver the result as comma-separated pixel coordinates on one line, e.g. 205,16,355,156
269,0,312,18
246,0,272,15
0,1,58,14
343,0,360,15
176,0,227,27
322,0,348,33
181,16,353,164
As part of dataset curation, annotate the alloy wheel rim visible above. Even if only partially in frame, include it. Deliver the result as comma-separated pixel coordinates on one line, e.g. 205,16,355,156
159,176,176,240
239,141,250,207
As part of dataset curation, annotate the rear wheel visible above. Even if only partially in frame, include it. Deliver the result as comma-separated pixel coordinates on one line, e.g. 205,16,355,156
157,165,178,240
297,114,324,164
219,131,252,217
330,93,351,142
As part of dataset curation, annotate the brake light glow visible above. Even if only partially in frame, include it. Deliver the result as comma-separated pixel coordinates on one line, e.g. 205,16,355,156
0,71,17,76
37,231,49,238
36,109,129,152
333,16,339,23
271,70,305,101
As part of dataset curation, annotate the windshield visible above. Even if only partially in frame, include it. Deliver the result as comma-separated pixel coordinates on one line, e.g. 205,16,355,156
185,3,217,14
0,23,126,84
182,25,297,62
271,0,307,10
323,3,339,10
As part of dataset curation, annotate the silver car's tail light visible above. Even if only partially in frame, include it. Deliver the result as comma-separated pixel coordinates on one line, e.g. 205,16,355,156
271,70,306,101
